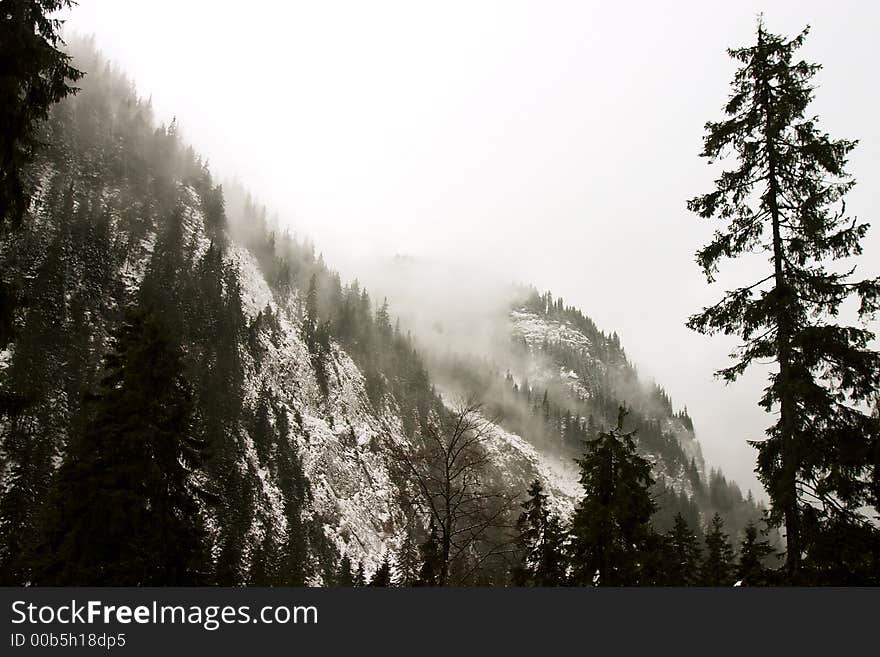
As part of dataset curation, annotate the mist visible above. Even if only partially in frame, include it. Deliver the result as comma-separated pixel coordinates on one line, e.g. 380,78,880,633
63,0,880,496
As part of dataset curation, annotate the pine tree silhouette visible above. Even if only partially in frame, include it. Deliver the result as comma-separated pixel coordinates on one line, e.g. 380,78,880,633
701,513,734,587
569,407,656,586
512,479,568,586
666,513,702,586
1,1,82,228
688,19,880,583
368,555,392,587
28,307,208,585
737,521,775,586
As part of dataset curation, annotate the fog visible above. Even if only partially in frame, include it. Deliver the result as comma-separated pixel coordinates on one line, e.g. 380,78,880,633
64,1,880,496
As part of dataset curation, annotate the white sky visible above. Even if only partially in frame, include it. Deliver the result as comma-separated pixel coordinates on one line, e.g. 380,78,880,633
64,1,880,496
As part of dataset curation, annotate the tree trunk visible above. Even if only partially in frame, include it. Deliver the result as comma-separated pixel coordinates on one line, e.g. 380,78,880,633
759,27,801,581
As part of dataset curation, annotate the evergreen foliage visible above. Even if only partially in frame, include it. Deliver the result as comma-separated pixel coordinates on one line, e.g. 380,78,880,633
0,0,83,229
368,555,392,587
688,20,880,582
335,555,357,587
0,41,325,586
6,23,869,588
511,479,568,586
416,522,441,586
666,513,702,586
701,513,735,587
393,521,422,587
27,307,208,585
736,521,775,586
569,407,657,585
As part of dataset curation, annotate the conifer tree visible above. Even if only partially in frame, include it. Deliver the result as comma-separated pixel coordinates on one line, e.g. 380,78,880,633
1,0,82,228
368,555,392,587
0,226,70,583
376,298,392,340
274,404,309,587
393,524,422,587
737,521,775,586
417,522,441,586
701,513,735,587
512,479,568,586
335,554,357,587
798,507,880,584
304,273,319,349
251,389,274,464
666,513,702,586
569,407,656,586
27,307,208,585
248,527,279,586
687,20,880,582
354,562,366,587
637,531,677,586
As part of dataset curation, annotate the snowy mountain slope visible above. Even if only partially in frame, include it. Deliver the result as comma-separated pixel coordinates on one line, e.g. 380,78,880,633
1,164,577,584
0,42,774,587
166,214,577,577
233,251,410,574
234,251,587,574
508,308,704,497
479,418,582,518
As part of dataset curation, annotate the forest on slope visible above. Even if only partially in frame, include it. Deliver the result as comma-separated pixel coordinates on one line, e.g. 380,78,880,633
0,35,776,586
0,37,436,585
2,5,878,586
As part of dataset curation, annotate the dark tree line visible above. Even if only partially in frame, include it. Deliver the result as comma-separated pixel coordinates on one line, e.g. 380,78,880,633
26,307,209,584
372,406,776,587
508,409,778,586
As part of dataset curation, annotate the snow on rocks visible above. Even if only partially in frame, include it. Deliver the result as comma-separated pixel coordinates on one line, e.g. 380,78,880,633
511,310,593,352
480,419,582,518
228,244,275,319
235,264,412,577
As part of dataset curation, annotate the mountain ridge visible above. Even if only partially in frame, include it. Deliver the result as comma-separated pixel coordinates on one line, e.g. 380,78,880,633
0,39,773,585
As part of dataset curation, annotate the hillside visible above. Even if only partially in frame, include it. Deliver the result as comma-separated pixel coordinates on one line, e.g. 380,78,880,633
0,41,771,586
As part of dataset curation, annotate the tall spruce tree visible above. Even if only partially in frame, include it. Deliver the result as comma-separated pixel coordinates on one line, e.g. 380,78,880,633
1,0,83,229
666,513,702,586
687,20,880,582
393,522,422,587
569,407,656,586
0,225,70,583
737,521,775,586
353,562,366,587
27,307,208,585
701,513,735,587
368,555,392,587
273,402,309,587
512,479,568,586
335,554,357,587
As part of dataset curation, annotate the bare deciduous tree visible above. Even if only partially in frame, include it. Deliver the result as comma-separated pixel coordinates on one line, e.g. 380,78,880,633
395,399,519,585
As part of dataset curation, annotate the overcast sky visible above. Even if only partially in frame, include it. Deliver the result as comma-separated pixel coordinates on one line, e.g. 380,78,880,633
64,1,880,496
